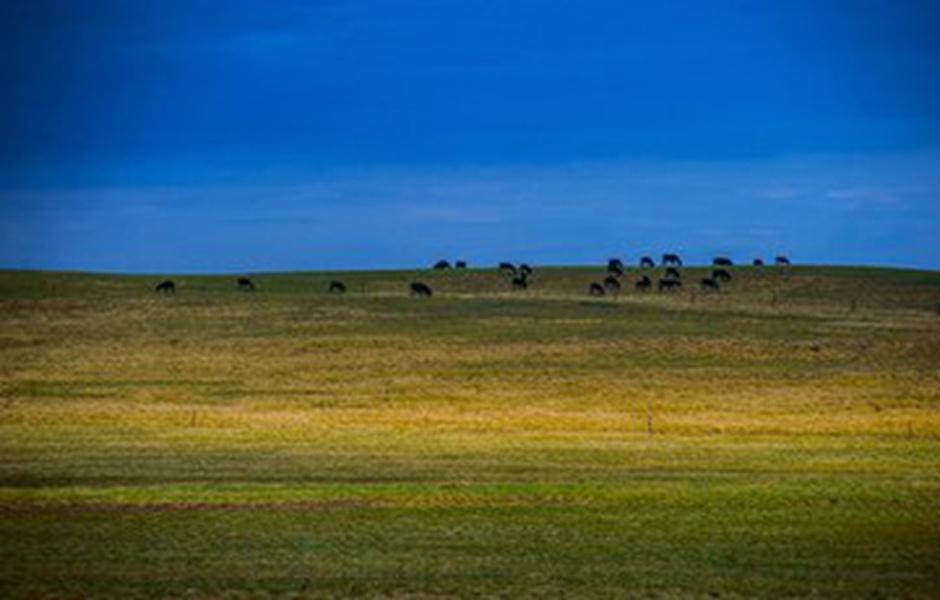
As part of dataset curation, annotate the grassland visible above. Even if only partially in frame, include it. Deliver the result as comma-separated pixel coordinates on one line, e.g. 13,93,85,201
1,265,939,598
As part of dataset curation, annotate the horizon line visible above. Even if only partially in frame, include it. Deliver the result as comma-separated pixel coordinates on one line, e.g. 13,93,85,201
2,262,938,277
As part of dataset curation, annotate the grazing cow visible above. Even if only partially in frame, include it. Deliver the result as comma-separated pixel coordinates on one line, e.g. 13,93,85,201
664,267,681,280
607,263,624,277
433,260,451,270
700,277,721,292
658,278,682,292
603,276,622,294
329,280,346,293
753,258,765,267
410,282,433,297
775,256,791,266
236,277,255,291
589,282,606,296
455,260,467,269
713,257,733,266
511,275,528,290
640,256,655,268
662,253,683,266
712,268,732,282
608,258,624,271
499,261,517,274
519,263,533,276
154,280,175,294
635,275,652,291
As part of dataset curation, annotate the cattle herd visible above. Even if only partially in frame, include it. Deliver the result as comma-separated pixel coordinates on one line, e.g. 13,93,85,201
586,254,791,297
153,254,791,298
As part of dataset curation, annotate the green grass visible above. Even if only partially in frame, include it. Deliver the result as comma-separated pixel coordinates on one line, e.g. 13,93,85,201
1,265,939,598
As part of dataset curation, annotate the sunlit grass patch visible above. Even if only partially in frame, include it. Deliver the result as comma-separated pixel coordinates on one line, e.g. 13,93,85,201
1,266,939,597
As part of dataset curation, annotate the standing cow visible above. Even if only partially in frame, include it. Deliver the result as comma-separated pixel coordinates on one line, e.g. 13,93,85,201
700,278,721,292
658,278,682,292
662,253,683,267
603,276,622,294
712,269,732,282
410,282,433,297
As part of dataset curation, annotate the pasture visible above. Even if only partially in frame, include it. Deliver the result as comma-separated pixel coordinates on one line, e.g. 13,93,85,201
1,265,939,598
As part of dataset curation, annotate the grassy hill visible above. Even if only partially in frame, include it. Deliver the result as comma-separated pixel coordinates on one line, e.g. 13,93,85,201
1,266,939,597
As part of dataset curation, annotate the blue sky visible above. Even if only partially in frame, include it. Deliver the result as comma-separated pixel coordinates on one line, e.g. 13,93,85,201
1,0,938,272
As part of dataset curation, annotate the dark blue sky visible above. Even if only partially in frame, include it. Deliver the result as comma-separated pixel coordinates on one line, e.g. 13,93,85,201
2,0,938,272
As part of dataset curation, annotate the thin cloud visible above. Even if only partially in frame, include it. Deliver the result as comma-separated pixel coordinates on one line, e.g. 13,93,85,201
823,186,906,208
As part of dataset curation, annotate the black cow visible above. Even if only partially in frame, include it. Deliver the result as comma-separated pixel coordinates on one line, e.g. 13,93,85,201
713,256,733,266
664,267,681,280
658,278,682,292
753,258,765,267
635,275,652,291
589,282,606,296
700,277,721,292
519,263,533,276
712,268,732,282
511,275,528,290
662,253,683,266
236,277,255,291
410,282,433,297
433,260,451,270
455,260,467,269
607,258,624,271
603,276,622,293
329,280,346,293
775,256,791,266
640,256,655,268
154,280,175,294
499,261,517,274
607,263,624,277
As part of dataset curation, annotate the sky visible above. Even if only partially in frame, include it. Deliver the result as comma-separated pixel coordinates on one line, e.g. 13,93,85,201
1,0,938,272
